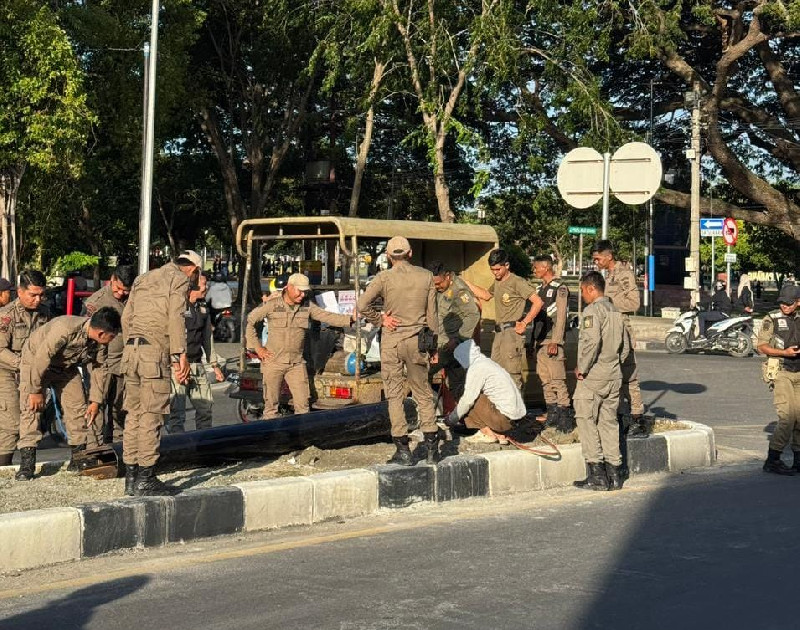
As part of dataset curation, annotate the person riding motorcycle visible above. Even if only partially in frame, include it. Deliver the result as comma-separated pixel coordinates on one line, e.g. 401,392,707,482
697,280,732,338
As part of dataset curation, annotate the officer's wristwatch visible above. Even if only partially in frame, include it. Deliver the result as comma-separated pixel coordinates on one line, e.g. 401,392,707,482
171,354,181,363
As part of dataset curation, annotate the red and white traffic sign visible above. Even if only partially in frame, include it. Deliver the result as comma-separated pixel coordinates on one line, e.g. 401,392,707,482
723,217,738,246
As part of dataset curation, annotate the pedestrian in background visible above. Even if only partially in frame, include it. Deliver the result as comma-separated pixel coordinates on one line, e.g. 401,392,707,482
737,272,754,314
357,236,441,465
167,273,224,433
15,308,120,480
463,248,543,390
83,265,137,443
573,271,628,491
756,284,800,475
121,251,200,496
0,270,50,467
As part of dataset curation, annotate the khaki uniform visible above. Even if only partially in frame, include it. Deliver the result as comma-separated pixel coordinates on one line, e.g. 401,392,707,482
533,279,570,407
0,299,50,456
357,262,439,437
605,263,643,415
18,316,108,449
489,273,535,389
83,285,127,442
757,310,800,452
121,263,189,468
574,297,629,466
246,292,351,418
433,276,480,400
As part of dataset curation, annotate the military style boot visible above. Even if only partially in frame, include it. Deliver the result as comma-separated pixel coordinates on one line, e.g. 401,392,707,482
556,407,576,433
763,449,796,476
628,414,654,438
0,453,13,466
66,444,87,472
133,466,177,496
573,462,610,491
387,436,414,466
15,448,36,481
538,404,558,428
124,464,139,496
605,462,624,490
423,431,440,465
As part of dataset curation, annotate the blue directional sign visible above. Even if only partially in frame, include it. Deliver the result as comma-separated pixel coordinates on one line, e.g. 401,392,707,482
700,217,724,237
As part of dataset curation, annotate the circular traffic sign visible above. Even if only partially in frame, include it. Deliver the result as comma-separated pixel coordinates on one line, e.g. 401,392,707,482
723,217,738,246
556,147,604,209
609,142,663,205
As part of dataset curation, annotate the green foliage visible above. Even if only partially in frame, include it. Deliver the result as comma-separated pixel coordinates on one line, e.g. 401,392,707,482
52,251,99,275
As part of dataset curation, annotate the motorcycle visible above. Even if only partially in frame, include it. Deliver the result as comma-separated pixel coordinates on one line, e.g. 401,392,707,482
212,307,238,343
665,307,753,358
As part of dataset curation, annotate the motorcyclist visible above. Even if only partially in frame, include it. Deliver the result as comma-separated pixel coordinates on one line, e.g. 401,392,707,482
206,272,233,323
697,280,732,338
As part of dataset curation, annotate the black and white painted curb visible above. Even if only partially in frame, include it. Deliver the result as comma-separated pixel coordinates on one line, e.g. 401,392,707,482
0,422,715,573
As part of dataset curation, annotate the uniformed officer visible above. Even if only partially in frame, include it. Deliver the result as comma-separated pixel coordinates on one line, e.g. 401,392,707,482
82,265,136,443
357,236,441,465
167,273,224,433
0,270,49,467
463,248,543,390
0,278,12,308
121,251,199,496
15,308,121,480
591,240,650,437
756,284,800,475
426,260,480,401
572,271,629,491
531,255,572,431
245,273,353,420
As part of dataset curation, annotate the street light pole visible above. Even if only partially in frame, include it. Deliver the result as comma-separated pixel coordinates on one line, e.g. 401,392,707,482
647,79,655,316
689,82,702,307
138,0,160,275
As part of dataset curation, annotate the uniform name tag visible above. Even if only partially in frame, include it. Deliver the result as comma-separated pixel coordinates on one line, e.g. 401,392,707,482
547,289,553,298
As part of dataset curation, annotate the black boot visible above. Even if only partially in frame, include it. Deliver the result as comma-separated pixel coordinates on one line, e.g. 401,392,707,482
539,404,558,428
605,462,624,490
556,407,576,433
628,414,654,438
574,462,610,491
763,449,796,476
387,436,414,466
66,444,87,472
133,466,177,496
423,431,440,465
0,453,12,466
15,447,36,481
124,464,139,496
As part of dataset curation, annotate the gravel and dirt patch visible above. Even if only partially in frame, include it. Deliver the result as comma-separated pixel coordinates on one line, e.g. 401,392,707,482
0,419,688,515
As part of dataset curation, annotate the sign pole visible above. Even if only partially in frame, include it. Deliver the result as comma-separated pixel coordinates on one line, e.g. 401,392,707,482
726,244,732,296
711,236,715,285
578,233,583,320
601,152,611,239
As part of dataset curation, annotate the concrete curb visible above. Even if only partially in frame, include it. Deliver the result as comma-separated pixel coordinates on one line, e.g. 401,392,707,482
0,423,715,573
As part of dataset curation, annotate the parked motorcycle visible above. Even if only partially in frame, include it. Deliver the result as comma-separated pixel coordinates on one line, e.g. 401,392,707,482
212,307,238,343
665,308,753,357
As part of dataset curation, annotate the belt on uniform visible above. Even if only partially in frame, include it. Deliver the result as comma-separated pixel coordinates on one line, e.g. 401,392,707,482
494,322,518,333
126,337,149,346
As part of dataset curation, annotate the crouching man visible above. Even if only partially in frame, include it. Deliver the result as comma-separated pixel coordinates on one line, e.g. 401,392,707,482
15,307,121,480
442,340,527,445
572,272,629,491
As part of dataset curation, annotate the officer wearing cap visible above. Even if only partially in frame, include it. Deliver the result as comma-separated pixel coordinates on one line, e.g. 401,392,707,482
463,248,543,390
357,236,441,465
757,283,800,475
245,273,354,419
0,270,50,467
426,260,480,401
120,251,199,496
82,265,137,443
15,308,121,480
0,278,12,308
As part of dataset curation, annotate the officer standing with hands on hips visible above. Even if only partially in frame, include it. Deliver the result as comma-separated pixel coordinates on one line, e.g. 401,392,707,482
82,264,137,444
591,240,650,437
121,251,200,496
572,271,629,491
14,308,121,480
757,284,800,475
463,249,543,390
357,236,441,465
245,273,354,420
0,270,50,467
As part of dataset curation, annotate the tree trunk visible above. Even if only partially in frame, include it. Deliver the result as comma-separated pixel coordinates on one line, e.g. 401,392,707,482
349,61,386,217
433,131,454,223
0,164,24,281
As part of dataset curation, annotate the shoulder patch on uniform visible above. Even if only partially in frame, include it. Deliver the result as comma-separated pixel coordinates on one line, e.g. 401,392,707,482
761,317,773,333
583,315,593,329
460,292,470,303
0,316,10,333
85,302,98,315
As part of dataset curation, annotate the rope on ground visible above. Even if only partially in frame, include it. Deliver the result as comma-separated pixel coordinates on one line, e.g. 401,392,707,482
506,432,561,459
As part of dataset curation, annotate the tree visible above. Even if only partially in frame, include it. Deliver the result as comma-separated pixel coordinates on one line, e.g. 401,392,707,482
0,1,92,279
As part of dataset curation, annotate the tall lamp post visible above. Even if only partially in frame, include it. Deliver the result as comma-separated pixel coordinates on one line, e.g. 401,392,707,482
138,0,160,275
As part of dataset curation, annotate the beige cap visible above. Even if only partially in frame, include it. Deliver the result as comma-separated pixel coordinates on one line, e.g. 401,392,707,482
177,250,202,268
288,273,311,291
386,236,411,256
